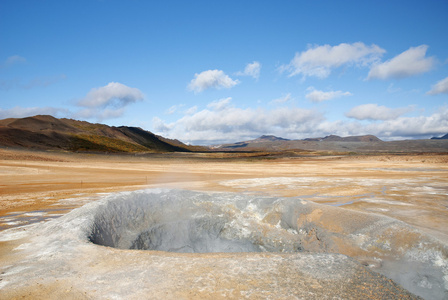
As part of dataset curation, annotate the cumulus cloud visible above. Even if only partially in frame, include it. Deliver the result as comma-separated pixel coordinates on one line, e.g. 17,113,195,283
76,82,144,120
305,87,352,102
153,98,322,144
280,42,385,79
78,82,144,108
0,106,67,119
427,76,448,95
153,101,448,144
187,70,239,93
317,106,448,140
236,61,261,79
362,106,448,138
367,45,435,80
345,103,414,121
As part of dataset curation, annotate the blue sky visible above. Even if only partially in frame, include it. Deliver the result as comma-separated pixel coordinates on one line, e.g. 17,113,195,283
1,0,447,145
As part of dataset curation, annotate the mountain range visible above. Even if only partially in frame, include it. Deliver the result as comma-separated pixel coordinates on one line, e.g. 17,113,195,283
212,133,448,153
0,115,447,154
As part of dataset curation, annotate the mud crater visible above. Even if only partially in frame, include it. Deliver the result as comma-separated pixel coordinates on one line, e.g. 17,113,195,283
88,190,306,253
85,189,448,300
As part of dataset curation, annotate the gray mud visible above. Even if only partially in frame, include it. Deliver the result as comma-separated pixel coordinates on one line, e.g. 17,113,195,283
1,189,447,299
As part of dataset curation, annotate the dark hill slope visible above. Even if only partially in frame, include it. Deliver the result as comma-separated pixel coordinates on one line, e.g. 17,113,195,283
431,133,448,140
116,126,188,152
0,115,194,153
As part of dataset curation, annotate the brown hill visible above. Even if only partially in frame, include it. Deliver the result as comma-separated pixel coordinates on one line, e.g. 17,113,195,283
0,115,196,153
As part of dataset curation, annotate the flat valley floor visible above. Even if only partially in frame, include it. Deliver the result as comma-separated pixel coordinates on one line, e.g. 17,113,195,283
0,149,447,298
1,149,447,241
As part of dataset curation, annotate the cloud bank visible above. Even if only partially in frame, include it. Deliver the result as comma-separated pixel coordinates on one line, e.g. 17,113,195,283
367,45,435,80
280,42,385,79
188,70,239,93
153,97,447,144
313,106,448,140
153,98,322,144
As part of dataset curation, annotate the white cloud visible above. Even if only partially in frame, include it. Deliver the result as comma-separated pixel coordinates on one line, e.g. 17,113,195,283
427,76,448,95
0,106,66,119
153,98,322,144
280,42,385,79
152,116,172,132
363,106,448,138
153,101,448,144
305,87,352,102
345,103,414,121
236,61,261,79
271,93,292,104
75,82,144,120
77,82,144,108
317,106,448,140
187,69,239,93
367,45,435,80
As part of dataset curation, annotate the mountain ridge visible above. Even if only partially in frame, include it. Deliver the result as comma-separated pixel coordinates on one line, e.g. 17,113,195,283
0,115,198,153
1,115,447,154
212,133,448,153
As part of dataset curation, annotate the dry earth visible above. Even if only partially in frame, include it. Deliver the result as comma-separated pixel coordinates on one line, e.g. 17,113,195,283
0,148,447,298
1,149,447,240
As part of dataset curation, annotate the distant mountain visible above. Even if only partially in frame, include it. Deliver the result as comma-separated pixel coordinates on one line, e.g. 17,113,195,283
0,115,199,153
431,133,448,140
215,134,381,149
213,134,448,153
304,135,382,142
252,135,290,142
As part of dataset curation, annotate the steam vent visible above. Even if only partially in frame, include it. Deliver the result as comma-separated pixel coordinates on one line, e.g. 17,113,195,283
1,189,447,299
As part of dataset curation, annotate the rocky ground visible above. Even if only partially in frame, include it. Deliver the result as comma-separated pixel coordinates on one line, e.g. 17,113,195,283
0,149,447,299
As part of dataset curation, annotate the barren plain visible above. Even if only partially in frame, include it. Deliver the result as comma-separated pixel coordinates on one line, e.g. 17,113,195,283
0,149,447,299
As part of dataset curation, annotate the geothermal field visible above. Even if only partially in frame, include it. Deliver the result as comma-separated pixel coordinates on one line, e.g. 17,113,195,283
0,149,447,299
